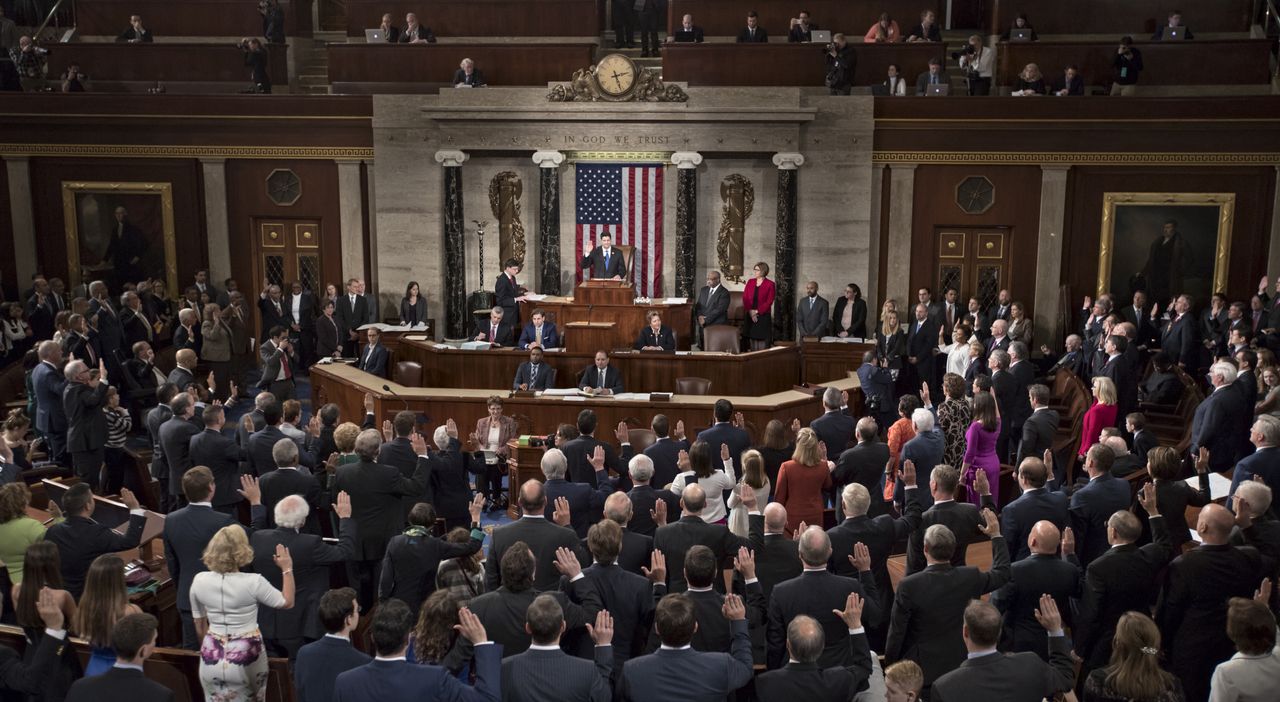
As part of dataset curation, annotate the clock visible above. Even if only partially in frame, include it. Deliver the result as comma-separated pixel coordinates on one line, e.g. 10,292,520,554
266,169,301,206
594,53,637,99
955,176,994,215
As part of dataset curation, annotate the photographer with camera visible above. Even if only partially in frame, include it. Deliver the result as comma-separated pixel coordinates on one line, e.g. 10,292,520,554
954,34,992,95
238,37,271,93
60,62,86,92
824,32,854,95
1111,36,1143,95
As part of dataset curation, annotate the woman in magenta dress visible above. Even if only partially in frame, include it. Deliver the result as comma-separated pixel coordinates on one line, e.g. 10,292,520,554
742,261,776,351
961,391,1002,505
1078,375,1119,459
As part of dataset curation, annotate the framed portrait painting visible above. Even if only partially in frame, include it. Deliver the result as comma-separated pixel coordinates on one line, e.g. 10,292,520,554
61,181,178,295
1096,192,1235,308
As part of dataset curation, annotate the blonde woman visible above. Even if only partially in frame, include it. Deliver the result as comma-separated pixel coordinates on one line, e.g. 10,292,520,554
1079,376,1119,458
190,526,293,702
774,428,833,535
726,449,771,538
1011,63,1045,96
877,309,907,369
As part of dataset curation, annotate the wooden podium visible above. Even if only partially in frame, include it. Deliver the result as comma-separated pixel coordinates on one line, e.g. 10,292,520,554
506,439,547,520
576,280,634,305
564,321,617,354
519,281,694,351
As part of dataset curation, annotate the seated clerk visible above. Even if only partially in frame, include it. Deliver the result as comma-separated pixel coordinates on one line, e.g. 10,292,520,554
670,13,705,43
578,350,624,395
473,306,514,347
513,347,554,392
634,311,676,351
518,309,559,350
1052,65,1084,96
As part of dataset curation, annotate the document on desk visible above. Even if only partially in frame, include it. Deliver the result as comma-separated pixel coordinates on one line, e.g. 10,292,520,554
819,336,865,343
525,293,547,301
663,297,688,305
1185,472,1232,501
539,389,578,397
613,393,651,402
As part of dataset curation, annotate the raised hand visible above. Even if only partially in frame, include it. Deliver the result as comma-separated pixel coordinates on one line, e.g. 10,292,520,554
721,443,731,463
552,496,571,526
306,415,321,437
1137,484,1159,517
902,460,916,489
790,417,801,433
241,414,255,435
468,493,485,524
1061,527,1075,556
410,432,427,455
553,545,582,579
1033,593,1063,632
642,549,667,584
849,542,871,572
586,609,615,647
794,521,808,541
1195,447,1210,474
615,421,629,445
734,546,756,580
333,491,352,519
273,544,293,572
833,592,864,630
238,474,261,505
673,420,686,441
1255,577,1273,604
455,606,488,643
677,449,690,472
363,393,374,414
1042,449,1054,475
721,593,746,621
119,487,140,510
977,508,1000,537
1082,296,1092,310
739,483,757,511
650,498,668,527
446,418,458,438
920,382,931,406
733,411,745,428
381,419,394,442
974,468,990,496
36,587,64,631
590,445,606,471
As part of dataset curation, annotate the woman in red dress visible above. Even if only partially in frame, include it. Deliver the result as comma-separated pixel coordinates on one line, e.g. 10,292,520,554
742,261,776,351
774,428,833,536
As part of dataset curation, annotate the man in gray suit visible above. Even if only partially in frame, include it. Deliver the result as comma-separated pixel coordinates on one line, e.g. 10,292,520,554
620,592,753,701
63,359,110,490
930,598,1075,701
500,595,613,702
795,281,830,337
694,270,730,348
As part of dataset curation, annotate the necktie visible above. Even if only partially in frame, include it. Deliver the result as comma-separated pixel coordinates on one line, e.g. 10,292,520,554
599,369,605,388
530,364,538,380
281,349,292,379
536,326,543,345
491,324,498,341
604,250,610,268
809,299,815,310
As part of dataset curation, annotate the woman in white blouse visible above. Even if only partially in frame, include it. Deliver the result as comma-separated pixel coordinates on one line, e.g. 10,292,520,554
958,34,994,95
191,526,294,702
726,449,771,538
938,323,975,377
671,440,737,523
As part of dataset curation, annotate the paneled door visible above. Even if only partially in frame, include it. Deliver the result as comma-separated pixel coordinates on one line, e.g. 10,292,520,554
252,219,323,336
934,227,1012,313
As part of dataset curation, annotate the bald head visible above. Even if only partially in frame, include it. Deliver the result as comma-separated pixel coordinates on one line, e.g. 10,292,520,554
603,491,632,525
680,483,706,515
786,615,825,663
797,526,832,567
518,479,547,515
1197,503,1234,544
763,503,788,534
1028,520,1061,555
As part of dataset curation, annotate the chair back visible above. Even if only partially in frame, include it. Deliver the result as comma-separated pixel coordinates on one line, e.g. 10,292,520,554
615,244,635,282
393,361,423,387
727,290,745,323
675,377,712,395
628,428,658,453
703,325,741,354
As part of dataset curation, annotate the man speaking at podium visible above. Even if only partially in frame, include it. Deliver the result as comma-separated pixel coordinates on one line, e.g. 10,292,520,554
580,232,627,280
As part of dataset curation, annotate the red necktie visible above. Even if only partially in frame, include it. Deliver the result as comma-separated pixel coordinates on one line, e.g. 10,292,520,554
491,324,497,340
281,350,292,379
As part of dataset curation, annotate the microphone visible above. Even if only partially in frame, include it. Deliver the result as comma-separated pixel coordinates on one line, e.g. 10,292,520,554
382,384,410,411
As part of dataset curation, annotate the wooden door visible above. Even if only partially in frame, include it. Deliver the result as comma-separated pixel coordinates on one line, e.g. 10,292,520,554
935,227,1011,313
252,218,323,335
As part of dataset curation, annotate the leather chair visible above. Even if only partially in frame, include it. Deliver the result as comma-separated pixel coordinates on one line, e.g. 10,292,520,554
702,324,741,354
393,361,423,387
615,244,635,283
675,376,712,395
628,428,658,453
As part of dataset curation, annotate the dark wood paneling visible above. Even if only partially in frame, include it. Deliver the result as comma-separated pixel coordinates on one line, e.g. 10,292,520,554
996,39,1272,88
74,0,309,38
343,0,598,37
988,0,1253,36
908,166,1042,318
327,43,597,89
662,43,945,87
1062,167,1276,316
0,165,14,300
28,159,206,289
666,0,943,37
43,43,289,88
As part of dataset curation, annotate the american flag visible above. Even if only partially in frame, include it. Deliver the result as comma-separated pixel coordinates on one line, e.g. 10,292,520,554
575,163,664,297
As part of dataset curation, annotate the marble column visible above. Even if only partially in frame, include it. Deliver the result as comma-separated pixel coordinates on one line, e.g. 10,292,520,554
866,163,887,319
885,164,917,310
671,151,703,300
1035,165,1072,346
435,150,469,339
4,157,36,287
1269,165,1280,284
336,159,368,284
772,152,805,341
532,150,564,295
199,158,231,284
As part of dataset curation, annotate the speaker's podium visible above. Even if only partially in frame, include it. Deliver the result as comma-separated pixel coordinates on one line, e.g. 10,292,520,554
519,280,694,351
576,279,634,306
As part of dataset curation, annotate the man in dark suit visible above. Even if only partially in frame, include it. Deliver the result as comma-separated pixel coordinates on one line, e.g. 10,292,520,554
1070,444,1133,567
162,466,242,650
743,495,801,601
473,306,515,346
378,410,428,520
1008,340,1036,427
248,490,357,659
931,599,1075,702
62,358,110,490
697,399,752,474
258,326,297,401
766,528,880,670
380,500,484,612
885,515,1010,693
579,232,627,280
115,13,153,42
694,270,730,348
487,479,586,592
513,346,554,391
424,421,475,530
795,281,830,337
641,414,689,489
828,465,922,650
560,409,621,486
1017,384,1059,473
494,258,525,326
33,341,68,462
501,595,613,701
897,409,942,511
755,597,872,702
45,482,147,599
1074,489,1173,673
248,401,316,477
517,309,559,350
166,347,197,391
542,448,614,537
188,404,248,515
1121,289,1156,347
906,465,995,573
1159,504,1264,701
906,303,939,395
1000,457,1069,561
670,12,705,42
334,278,368,357
683,545,766,654
1040,334,1089,379
832,417,890,519
1098,335,1138,422
257,281,294,339
330,428,430,608
810,387,853,462
625,454,681,537
653,484,737,593
1191,361,1250,474
581,518,666,670
576,350,624,395
294,588,371,702
596,492,654,575
87,281,125,378
1159,294,1199,368
284,281,316,366
620,592,753,701
1142,352,1183,405
119,291,155,348
356,328,388,377
1229,416,1280,503
159,392,202,510
991,521,1082,658
736,11,768,41
332,599,498,702
255,439,325,538
64,613,174,702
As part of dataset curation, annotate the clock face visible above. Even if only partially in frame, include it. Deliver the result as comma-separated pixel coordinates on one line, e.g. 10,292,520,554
595,53,636,97
955,176,995,215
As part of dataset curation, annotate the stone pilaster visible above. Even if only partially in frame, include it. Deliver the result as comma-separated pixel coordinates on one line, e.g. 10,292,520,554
3,157,36,287
336,159,368,285
885,164,917,309
772,152,804,341
199,158,231,284
1036,165,1071,347
435,149,469,338
532,150,564,295
671,151,703,300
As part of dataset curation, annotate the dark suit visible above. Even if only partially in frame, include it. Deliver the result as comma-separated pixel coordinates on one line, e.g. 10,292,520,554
501,647,611,702
653,515,737,592
465,578,601,656
260,467,325,535
332,645,499,702
453,68,486,86
335,294,368,355
767,569,880,670
736,26,768,42
258,296,294,339
906,317,939,390
906,498,995,574
512,362,553,391
620,619,753,702
810,409,854,462
897,429,943,511
1098,353,1137,423
582,560,663,667
162,503,239,646
755,632,872,702
159,414,202,497
544,476,613,537
1144,370,1183,405
65,666,174,702
931,636,1075,702
249,425,314,476
1191,385,1248,473
33,361,68,459
831,441,890,519
1230,445,1280,503
633,325,676,351
560,435,620,487
357,342,388,377
1159,312,1198,368
494,273,521,324
517,322,559,350
63,380,109,485
1017,407,1060,475
473,319,515,347
428,438,475,527
188,428,246,511
695,284,730,330
486,516,585,592
331,457,429,606
795,295,830,337
641,437,688,490
687,583,766,653
697,422,752,474
885,536,1012,687
165,365,195,391
294,636,372,702
251,518,358,652
991,553,1082,658
1001,487,1069,561
1070,472,1133,567
747,514,801,601
45,513,146,599
379,436,428,520
857,363,896,429
671,24,705,42
577,364,624,394
625,484,681,537
580,246,627,279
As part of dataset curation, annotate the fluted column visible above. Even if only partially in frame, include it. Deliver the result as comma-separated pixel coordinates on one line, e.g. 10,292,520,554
670,152,703,301
435,149,469,338
772,152,805,341
532,150,565,295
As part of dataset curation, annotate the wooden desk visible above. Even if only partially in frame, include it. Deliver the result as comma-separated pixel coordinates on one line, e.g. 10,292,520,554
343,0,599,38
394,338,803,395
661,43,945,87
42,43,289,93
310,361,856,441
564,322,616,354
801,340,877,384
988,0,1253,36
666,0,943,38
73,0,310,37
996,39,1273,89
327,43,597,93
519,294,694,351
506,440,544,520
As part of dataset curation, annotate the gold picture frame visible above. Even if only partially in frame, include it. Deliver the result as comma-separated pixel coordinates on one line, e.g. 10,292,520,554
61,181,178,294
1096,192,1235,301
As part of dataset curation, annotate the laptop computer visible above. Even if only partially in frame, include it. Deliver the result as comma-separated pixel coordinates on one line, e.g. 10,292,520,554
1010,28,1032,41
809,29,832,43
364,28,384,42
926,83,950,96
1166,26,1187,39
